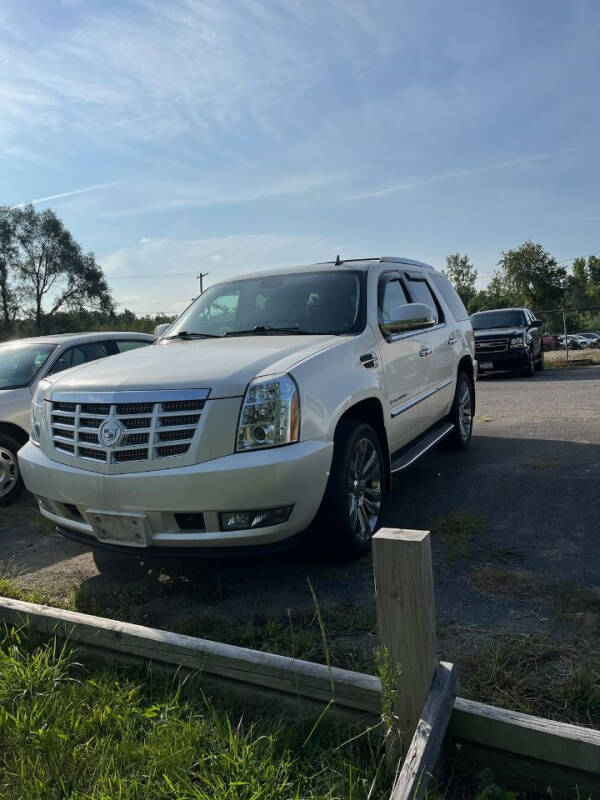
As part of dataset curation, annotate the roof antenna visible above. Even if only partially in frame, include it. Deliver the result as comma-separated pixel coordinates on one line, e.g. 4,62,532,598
334,254,342,266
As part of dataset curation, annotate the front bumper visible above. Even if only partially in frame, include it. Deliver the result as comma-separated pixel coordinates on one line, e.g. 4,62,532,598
18,440,333,552
475,348,528,373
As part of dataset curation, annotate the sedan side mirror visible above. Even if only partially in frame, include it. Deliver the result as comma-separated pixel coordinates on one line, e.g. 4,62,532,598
154,322,172,338
379,303,437,338
530,319,543,329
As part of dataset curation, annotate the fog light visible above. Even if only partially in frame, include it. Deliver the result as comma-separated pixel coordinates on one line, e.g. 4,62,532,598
219,506,293,531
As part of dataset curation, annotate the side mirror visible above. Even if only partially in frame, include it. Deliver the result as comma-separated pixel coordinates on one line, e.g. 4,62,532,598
154,322,171,338
530,319,543,329
379,303,437,338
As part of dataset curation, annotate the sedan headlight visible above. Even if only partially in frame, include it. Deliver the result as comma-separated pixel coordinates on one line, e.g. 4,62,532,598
237,374,300,451
30,381,50,446
510,334,527,349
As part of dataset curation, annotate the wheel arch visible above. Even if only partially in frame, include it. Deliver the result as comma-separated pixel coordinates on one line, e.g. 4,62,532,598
0,422,29,449
333,397,391,492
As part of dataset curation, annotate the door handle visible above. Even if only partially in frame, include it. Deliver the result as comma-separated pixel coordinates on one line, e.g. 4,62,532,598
447,336,457,345
419,346,432,357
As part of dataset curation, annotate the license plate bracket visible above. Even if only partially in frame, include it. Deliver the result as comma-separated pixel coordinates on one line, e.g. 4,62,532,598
480,361,493,370
89,511,150,547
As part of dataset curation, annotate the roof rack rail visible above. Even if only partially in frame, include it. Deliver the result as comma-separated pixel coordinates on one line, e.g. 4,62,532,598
324,256,435,270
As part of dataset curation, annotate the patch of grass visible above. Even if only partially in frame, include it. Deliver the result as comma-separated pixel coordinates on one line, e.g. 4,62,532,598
431,510,490,561
527,460,560,470
454,629,600,727
0,575,53,607
75,577,379,674
544,349,600,369
0,624,387,800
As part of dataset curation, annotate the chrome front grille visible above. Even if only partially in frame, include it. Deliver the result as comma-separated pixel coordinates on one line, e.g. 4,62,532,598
475,337,509,353
49,390,210,466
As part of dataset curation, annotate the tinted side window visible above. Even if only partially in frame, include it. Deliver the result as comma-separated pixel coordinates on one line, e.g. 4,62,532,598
115,339,152,353
379,278,409,325
406,278,440,324
430,274,469,321
48,341,112,375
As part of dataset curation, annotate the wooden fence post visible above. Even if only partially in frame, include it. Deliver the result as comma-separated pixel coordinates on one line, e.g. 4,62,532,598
373,528,438,772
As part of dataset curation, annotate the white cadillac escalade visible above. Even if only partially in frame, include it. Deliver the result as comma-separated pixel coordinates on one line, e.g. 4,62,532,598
19,257,476,558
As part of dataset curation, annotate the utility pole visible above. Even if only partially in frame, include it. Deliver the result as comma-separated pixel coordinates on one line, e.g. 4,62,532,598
562,310,569,366
196,272,208,295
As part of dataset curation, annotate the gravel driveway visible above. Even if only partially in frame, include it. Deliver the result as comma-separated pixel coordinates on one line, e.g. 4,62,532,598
1,366,599,717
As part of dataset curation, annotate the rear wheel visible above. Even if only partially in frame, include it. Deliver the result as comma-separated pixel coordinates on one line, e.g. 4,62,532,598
0,434,24,506
315,421,384,558
443,370,474,451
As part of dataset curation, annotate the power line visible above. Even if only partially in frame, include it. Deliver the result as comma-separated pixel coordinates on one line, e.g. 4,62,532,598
107,271,199,279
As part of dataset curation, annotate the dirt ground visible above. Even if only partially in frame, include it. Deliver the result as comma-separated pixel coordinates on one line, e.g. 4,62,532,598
1,366,599,726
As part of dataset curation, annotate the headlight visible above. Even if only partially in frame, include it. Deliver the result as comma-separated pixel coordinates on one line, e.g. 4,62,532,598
510,334,526,348
30,381,50,446
236,373,300,451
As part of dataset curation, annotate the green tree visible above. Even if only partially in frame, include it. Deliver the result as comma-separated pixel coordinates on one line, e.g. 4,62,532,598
495,241,567,310
444,252,478,308
0,207,19,336
588,255,600,284
11,204,114,334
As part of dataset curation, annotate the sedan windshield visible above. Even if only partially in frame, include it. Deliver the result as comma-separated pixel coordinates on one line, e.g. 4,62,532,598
0,343,56,389
471,310,527,330
168,271,366,338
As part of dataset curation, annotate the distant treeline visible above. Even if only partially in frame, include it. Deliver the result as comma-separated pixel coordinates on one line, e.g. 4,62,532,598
0,309,176,343
445,243,600,333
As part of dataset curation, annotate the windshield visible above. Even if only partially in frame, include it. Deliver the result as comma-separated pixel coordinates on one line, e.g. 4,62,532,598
169,270,366,337
471,310,527,330
0,343,56,389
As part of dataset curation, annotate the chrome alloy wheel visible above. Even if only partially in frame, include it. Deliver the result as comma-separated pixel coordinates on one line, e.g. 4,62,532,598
0,447,18,499
347,437,382,542
458,377,473,441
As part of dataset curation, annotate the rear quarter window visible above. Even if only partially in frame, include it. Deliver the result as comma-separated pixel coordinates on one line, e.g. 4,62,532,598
430,274,469,321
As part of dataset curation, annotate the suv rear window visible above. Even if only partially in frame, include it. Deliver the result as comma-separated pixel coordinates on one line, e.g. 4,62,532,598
430,274,469,321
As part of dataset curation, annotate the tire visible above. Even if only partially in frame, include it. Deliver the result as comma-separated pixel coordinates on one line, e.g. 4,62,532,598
0,433,24,506
315,420,385,558
521,348,535,377
536,346,544,371
443,370,475,451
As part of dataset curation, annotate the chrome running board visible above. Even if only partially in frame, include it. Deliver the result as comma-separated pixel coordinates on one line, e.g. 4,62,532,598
390,422,455,473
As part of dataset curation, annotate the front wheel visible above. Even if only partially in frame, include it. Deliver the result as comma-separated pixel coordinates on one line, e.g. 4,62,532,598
315,421,385,558
521,348,535,377
536,347,544,371
0,434,24,506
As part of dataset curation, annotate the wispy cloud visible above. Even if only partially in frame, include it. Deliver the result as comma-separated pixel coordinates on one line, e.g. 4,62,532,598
345,155,553,201
11,181,120,209
101,232,349,313
101,172,348,217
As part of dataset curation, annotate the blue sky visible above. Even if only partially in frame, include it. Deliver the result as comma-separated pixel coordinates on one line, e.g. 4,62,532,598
2,0,599,314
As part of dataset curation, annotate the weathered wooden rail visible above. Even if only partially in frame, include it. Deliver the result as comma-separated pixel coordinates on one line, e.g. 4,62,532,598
1,528,598,797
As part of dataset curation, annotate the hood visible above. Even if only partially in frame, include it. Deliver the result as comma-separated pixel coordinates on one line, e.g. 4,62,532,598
474,327,525,339
46,334,347,399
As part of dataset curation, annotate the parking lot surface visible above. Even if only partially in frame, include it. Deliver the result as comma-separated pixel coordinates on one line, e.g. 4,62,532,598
1,367,599,684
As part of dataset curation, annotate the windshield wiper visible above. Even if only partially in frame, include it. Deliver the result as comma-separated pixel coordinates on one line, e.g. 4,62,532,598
223,325,314,337
164,330,221,340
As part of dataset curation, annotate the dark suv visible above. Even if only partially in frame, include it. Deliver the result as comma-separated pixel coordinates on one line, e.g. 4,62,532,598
470,308,544,377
